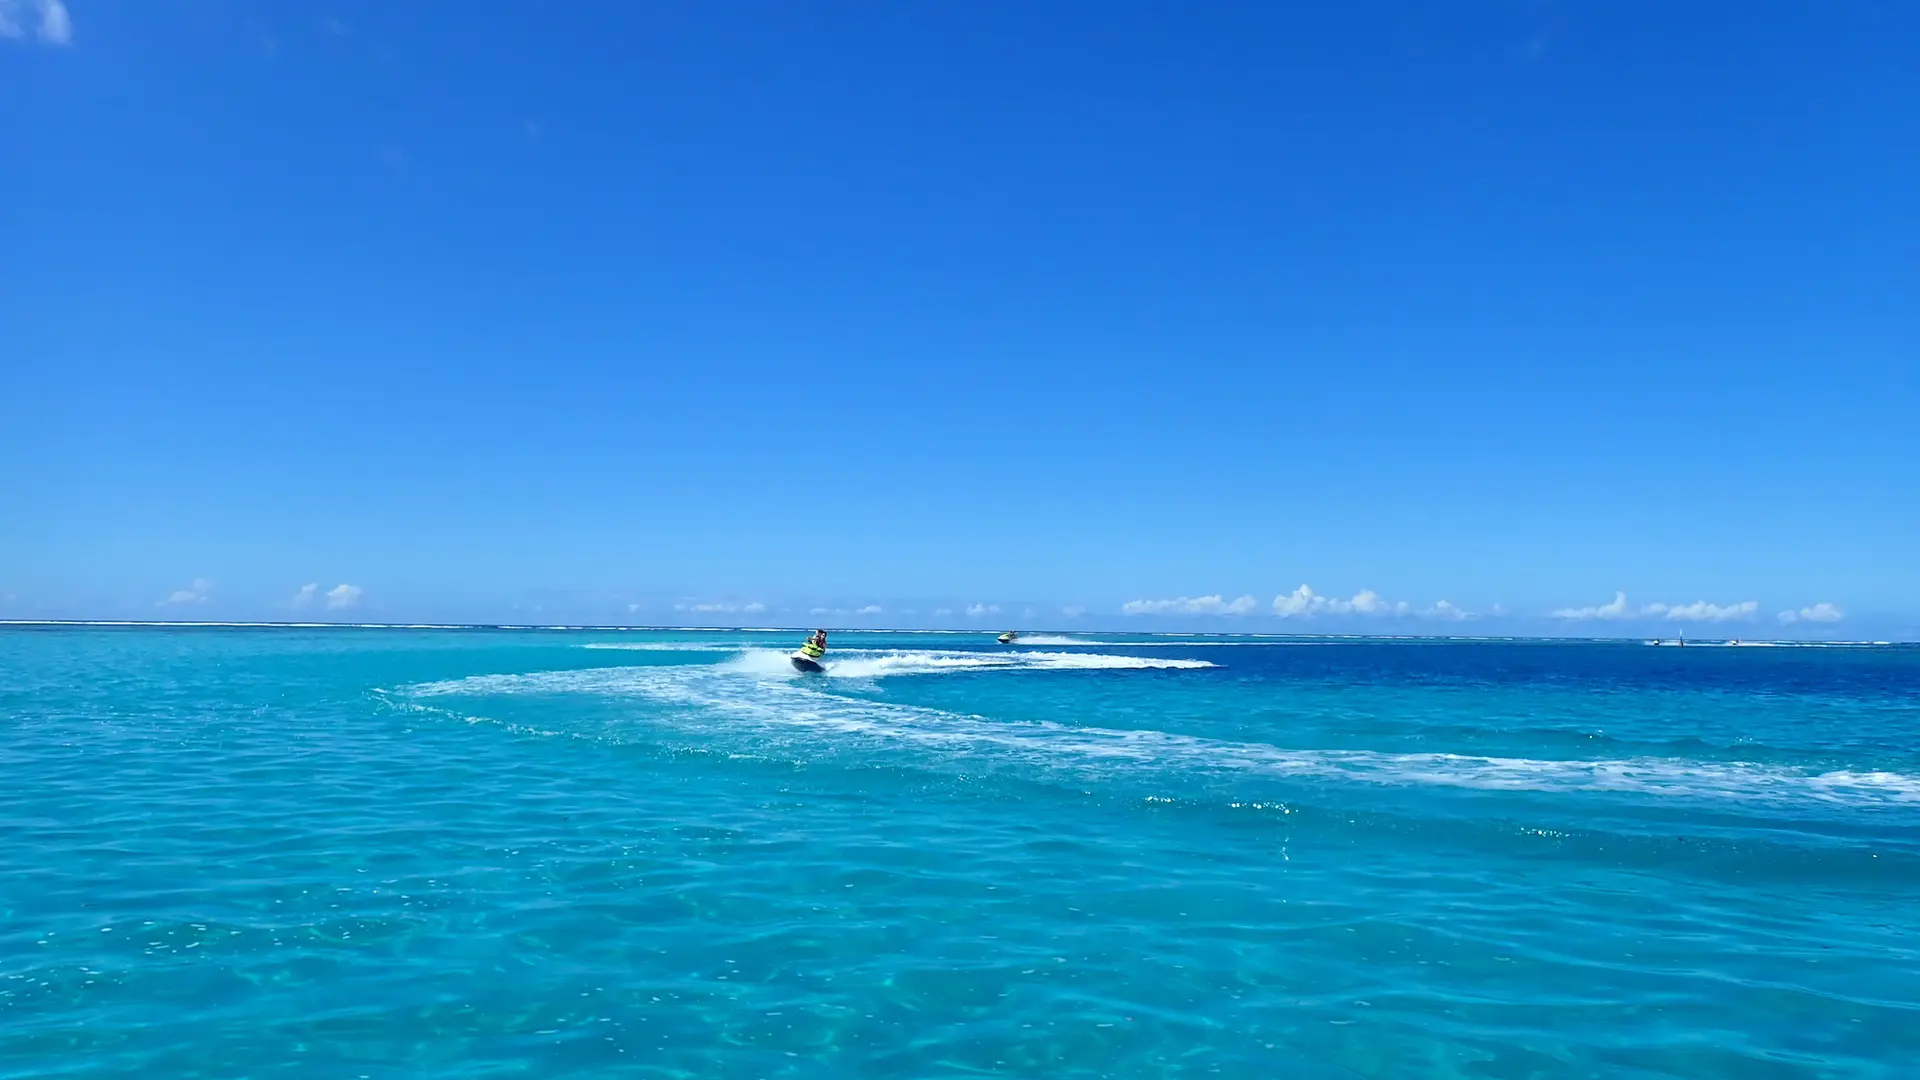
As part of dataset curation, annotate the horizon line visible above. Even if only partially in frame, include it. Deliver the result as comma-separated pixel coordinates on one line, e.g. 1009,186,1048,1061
0,619,1902,646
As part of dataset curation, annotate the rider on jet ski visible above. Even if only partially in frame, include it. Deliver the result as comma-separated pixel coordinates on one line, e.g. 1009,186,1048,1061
792,628,830,673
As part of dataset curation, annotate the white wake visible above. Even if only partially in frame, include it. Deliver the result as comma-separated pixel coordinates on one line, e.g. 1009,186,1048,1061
403,661,1920,809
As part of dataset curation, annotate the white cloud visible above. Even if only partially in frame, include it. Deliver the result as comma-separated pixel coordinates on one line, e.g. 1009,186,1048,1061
1062,605,1085,619
37,0,64,41
1272,586,1325,617
1269,585,1397,618
856,604,883,615
1552,592,1758,623
325,584,363,611
628,603,642,613
0,0,70,44
290,582,319,609
1551,591,1633,621
932,608,953,617
965,603,1000,617
1644,600,1757,623
674,601,766,614
160,579,213,606
1778,602,1843,625
1267,585,1463,620
1124,594,1259,616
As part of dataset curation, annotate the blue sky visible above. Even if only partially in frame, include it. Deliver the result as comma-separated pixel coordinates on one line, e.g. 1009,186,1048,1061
4,2,1915,635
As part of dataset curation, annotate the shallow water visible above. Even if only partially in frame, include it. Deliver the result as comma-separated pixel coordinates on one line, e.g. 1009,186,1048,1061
4,627,1917,1077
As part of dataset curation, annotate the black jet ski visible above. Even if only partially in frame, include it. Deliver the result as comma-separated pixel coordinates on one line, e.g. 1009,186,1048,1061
791,631,828,673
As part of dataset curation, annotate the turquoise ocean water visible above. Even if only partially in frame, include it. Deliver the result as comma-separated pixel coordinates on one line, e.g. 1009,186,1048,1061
4,626,1917,1078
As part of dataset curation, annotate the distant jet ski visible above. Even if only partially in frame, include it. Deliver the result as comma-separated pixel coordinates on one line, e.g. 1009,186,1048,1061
791,629,828,673
997,631,1018,644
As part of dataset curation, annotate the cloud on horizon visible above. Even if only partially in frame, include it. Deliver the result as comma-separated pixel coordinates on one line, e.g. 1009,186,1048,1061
325,584,363,611
0,0,71,44
1272,585,1458,619
160,578,213,607
1552,592,1759,623
674,601,766,614
1123,594,1259,616
1779,602,1844,624
1551,592,1633,621
290,583,320,609
1120,587,1468,620
965,603,1000,617
1646,599,1758,622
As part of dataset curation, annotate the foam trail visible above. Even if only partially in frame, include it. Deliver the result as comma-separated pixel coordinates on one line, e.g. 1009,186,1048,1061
583,642,756,652
820,649,1215,678
631,648,1215,678
1694,641,1897,649
403,664,1920,809
953,633,1340,647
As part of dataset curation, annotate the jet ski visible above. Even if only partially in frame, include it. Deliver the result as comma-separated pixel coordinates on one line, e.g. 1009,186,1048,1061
997,631,1018,644
791,630,828,673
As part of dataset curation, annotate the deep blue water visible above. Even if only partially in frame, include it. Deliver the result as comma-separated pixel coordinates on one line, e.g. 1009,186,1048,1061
4,627,1917,1078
